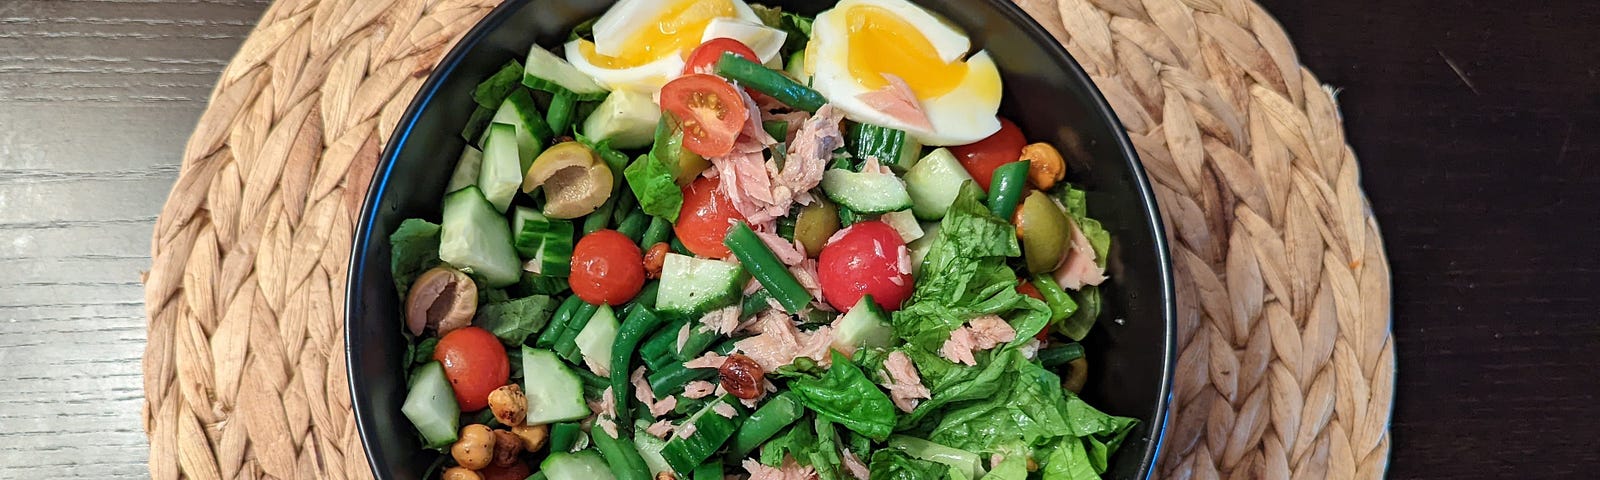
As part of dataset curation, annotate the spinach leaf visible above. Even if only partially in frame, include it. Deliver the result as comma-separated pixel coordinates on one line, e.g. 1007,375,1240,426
624,152,684,222
790,351,897,441
867,450,945,480
390,218,441,299
472,60,524,109
474,294,558,345
1036,436,1100,480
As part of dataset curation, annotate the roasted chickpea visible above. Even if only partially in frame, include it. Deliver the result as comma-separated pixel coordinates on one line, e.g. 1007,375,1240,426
511,424,549,452
655,472,678,480
718,353,766,400
1019,142,1066,190
643,242,670,279
450,424,495,470
486,385,527,426
441,467,482,480
491,429,524,467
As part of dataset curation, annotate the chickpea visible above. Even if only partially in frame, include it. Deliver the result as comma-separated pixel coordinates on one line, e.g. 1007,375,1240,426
512,424,549,452
718,354,766,400
491,429,524,467
1019,142,1067,190
450,424,496,470
486,384,527,426
441,467,482,480
656,472,678,480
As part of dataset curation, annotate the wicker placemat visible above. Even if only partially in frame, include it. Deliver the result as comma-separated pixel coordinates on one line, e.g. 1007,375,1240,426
141,0,1394,478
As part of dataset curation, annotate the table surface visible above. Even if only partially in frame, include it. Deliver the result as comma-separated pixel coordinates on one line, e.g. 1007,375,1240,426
0,0,1594,478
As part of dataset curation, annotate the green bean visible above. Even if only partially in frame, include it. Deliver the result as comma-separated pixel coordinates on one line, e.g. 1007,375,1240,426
583,196,618,235
723,222,812,313
740,289,774,319
632,280,661,311
727,392,804,459
987,160,1031,219
1039,342,1086,368
549,422,582,452
611,306,666,431
1031,273,1078,324
641,215,672,247
639,318,688,371
592,427,652,480
762,120,789,141
693,460,723,480
555,302,599,361
546,89,577,136
535,295,585,348
647,362,719,396
613,186,638,225
617,209,650,243
670,237,692,256
714,53,827,112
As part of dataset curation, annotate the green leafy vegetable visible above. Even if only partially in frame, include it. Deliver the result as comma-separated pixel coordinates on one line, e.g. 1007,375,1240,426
390,218,441,299
474,294,558,345
789,351,897,441
624,153,684,222
473,60,525,109
867,450,945,480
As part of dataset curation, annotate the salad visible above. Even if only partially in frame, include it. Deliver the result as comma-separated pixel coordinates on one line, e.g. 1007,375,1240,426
387,0,1135,479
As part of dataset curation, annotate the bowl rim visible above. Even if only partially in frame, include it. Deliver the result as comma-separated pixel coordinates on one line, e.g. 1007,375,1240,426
346,0,1176,478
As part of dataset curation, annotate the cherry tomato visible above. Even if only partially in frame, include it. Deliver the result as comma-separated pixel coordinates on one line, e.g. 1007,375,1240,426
480,461,532,480
674,176,746,258
1017,282,1044,301
432,327,508,412
684,38,760,75
570,229,646,306
950,117,1027,191
660,74,748,158
818,221,914,311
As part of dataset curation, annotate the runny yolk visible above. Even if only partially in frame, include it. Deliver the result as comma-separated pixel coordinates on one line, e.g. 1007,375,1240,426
846,5,968,99
581,0,735,69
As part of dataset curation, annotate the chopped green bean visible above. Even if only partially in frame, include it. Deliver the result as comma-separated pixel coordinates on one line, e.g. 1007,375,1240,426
724,222,812,313
534,295,585,348
987,160,1031,219
714,53,826,112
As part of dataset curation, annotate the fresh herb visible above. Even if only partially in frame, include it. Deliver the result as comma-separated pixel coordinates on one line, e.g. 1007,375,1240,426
389,218,441,299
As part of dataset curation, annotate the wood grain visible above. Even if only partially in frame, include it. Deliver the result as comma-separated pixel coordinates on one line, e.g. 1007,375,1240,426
0,0,1595,477
0,0,268,477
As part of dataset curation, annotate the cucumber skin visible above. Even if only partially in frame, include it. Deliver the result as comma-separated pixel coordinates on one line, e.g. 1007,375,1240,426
477,123,522,213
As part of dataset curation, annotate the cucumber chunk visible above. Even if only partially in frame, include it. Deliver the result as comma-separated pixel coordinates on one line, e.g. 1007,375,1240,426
574,304,620,375
582,89,661,150
446,145,483,193
542,450,617,480
820,168,913,214
478,122,522,213
511,206,575,277
904,148,974,220
401,361,459,449
440,186,521,287
522,346,591,424
832,295,895,353
655,254,745,318
524,44,608,100
848,123,922,172
490,89,552,169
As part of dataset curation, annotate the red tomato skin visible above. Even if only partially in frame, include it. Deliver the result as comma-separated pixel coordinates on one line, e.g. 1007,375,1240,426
570,230,646,306
1017,282,1044,301
674,176,746,258
684,38,760,75
949,117,1027,191
660,74,748,158
817,221,914,311
432,327,509,412
480,462,532,480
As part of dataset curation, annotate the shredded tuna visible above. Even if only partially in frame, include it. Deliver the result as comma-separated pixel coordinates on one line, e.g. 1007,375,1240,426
1019,338,1043,360
1055,216,1108,290
676,322,693,354
826,224,854,246
757,229,807,266
882,351,931,413
672,422,697,441
713,402,739,419
777,104,846,202
735,312,835,371
764,110,812,142
896,245,912,274
701,305,742,335
745,276,765,295
583,357,611,377
684,351,729,370
650,395,678,417
790,259,827,311
991,454,1006,470
939,315,1018,366
631,367,679,418
856,73,933,132
683,380,717,399
645,420,676,439
841,450,871,480
859,156,894,176
744,458,817,480
588,387,619,438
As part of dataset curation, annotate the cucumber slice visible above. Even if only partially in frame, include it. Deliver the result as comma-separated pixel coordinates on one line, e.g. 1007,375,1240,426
523,44,608,100
446,145,484,193
633,431,674,475
511,207,575,277
440,186,521,287
522,346,591,425
574,304,620,375
904,148,974,220
478,123,522,213
400,361,459,449
907,221,940,275
582,89,661,150
541,450,617,480
655,254,745,318
785,50,808,85
848,123,922,172
878,209,925,243
832,295,894,353
661,396,745,473
491,89,552,169
820,168,913,214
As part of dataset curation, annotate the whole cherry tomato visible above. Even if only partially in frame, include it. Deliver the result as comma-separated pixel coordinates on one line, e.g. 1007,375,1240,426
432,326,509,412
674,176,746,258
570,229,646,306
949,117,1027,191
817,221,914,311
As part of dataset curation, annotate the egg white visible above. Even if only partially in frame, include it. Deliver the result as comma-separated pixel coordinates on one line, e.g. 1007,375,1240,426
565,39,686,93
808,0,1002,146
701,17,788,66
591,0,763,57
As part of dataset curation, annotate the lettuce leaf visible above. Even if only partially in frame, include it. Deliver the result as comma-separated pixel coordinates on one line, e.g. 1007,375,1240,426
474,294,557,345
624,153,683,221
867,450,946,480
790,351,897,440
390,218,441,300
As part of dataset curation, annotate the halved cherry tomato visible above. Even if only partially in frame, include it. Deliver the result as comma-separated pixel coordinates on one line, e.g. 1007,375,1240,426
674,176,746,258
570,229,646,306
950,117,1027,191
432,327,508,412
685,37,760,75
661,74,748,158
818,221,914,311
480,461,532,480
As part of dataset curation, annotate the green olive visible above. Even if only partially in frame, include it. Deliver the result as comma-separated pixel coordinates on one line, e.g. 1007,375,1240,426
1015,190,1071,274
793,198,841,257
523,141,613,219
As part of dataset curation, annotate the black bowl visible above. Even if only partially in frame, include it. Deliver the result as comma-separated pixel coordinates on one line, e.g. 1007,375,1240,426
347,0,1175,478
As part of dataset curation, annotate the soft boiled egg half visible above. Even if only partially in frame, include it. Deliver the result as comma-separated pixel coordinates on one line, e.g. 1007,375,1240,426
566,0,785,93
808,0,1003,146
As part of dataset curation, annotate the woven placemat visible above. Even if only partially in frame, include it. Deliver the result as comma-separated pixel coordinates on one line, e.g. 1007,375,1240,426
141,0,1394,478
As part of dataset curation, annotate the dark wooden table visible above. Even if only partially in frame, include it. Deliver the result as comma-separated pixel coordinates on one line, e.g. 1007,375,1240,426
1,0,1594,477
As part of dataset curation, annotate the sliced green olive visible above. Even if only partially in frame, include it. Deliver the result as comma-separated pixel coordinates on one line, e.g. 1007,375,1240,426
523,141,613,219
794,198,840,257
1015,190,1071,274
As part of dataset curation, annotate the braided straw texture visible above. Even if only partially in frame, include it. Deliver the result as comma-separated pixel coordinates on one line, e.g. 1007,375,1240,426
141,0,1393,478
